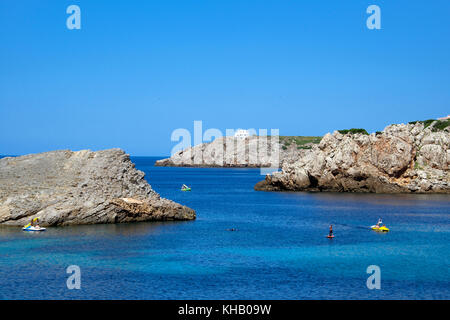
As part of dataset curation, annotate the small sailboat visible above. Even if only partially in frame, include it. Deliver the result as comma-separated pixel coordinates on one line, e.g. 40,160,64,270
181,184,191,192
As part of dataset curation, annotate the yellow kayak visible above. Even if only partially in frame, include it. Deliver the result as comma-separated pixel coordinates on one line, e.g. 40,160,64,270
371,225,390,232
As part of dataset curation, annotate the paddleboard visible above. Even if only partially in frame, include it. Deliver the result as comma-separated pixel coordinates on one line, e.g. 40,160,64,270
326,235,334,239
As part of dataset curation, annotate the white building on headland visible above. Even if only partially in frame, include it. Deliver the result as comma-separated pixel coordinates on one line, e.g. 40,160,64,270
438,115,450,120
234,129,250,139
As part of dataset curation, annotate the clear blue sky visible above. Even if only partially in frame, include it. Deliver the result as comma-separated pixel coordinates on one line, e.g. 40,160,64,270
1,0,449,156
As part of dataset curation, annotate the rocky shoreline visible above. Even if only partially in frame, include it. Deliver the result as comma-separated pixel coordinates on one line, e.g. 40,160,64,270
0,149,195,226
155,136,319,168
255,121,450,193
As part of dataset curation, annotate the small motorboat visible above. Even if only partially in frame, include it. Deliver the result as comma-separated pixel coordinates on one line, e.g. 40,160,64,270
23,226,46,232
371,225,389,232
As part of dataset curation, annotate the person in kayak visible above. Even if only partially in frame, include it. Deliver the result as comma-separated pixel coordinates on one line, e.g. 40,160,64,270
30,217,40,228
329,224,333,237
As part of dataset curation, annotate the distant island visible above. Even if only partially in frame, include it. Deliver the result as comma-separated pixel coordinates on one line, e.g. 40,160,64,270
157,118,449,194
255,119,450,194
155,135,322,168
0,149,195,226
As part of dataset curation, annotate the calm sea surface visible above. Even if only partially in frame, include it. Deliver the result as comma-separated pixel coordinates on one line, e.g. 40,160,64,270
0,156,449,299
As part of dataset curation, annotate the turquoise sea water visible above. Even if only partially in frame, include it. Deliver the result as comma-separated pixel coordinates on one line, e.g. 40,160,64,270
0,156,449,299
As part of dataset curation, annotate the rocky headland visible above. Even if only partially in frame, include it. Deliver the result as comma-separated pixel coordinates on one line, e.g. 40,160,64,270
255,120,450,193
0,149,195,226
155,136,321,168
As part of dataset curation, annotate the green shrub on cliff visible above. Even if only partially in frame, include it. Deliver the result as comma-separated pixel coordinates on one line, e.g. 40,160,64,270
279,136,322,148
432,119,450,132
414,162,424,170
409,119,449,131
338,128,369,135
409,119,435,128
422,119,436,128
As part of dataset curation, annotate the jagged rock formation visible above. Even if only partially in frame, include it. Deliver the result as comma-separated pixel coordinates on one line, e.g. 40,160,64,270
155,136,318,168
255,121,450,193
0,149,195,226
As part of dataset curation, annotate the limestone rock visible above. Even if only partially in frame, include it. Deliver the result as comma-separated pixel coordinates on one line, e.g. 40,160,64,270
255,122,449,193
155,136,308,168
0,149,195,226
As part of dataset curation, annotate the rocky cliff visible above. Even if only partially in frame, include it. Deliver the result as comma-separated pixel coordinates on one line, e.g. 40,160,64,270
0,149,195,226
155,136,319,168
255,121,450,193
